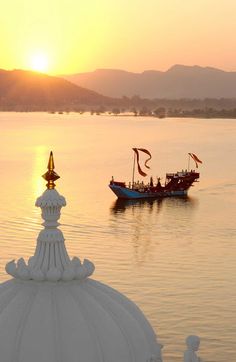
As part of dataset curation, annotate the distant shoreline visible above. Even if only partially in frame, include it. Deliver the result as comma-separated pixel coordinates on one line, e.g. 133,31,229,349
0,110,235,120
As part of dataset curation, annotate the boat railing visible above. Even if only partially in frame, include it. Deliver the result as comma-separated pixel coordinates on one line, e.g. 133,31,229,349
166,170,194,178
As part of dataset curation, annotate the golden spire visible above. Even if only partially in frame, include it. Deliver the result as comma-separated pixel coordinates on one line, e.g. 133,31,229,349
42,151,60,189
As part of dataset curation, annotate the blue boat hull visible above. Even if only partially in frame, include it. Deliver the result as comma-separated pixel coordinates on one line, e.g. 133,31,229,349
109,184,187,199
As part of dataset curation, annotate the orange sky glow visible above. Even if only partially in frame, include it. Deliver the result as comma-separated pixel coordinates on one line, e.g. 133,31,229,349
1,0,236,74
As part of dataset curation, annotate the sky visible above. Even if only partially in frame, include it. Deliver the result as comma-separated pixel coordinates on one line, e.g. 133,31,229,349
1,0,236,75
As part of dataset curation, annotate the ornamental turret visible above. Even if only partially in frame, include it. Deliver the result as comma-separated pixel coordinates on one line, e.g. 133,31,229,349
5,151,95,282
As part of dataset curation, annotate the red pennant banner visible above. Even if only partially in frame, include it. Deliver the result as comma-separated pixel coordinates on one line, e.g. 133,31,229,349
188,153,202,168
133,148,152,176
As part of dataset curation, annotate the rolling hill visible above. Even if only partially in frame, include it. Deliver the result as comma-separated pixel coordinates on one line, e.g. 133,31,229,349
0,69,112,109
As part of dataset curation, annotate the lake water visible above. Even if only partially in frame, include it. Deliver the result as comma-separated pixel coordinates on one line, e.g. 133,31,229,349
0,112,235,362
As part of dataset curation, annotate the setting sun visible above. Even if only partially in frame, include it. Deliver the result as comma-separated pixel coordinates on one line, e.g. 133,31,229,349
29,53,49,73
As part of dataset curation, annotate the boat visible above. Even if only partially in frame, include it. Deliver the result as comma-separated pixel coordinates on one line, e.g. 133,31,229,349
109,148,202,199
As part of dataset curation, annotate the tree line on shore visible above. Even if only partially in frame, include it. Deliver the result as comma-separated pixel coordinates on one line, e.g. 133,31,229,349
1,96,236,119
91,105,236,119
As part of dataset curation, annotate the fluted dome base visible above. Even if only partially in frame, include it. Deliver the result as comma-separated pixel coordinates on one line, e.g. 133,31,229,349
0,278,162,362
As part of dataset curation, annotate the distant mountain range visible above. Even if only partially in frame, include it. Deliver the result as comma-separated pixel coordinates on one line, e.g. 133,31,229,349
0,69,111,109
0,66,235,112
63,65,236,99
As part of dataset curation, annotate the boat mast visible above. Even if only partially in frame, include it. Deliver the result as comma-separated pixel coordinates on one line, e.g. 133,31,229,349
132,150,136,188
187,153,191,171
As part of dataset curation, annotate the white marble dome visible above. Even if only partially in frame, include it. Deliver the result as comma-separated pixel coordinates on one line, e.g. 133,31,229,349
0,278,162,362
0,153,163,362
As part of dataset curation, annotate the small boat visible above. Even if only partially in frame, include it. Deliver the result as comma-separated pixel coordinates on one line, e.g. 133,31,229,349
109,148,202,199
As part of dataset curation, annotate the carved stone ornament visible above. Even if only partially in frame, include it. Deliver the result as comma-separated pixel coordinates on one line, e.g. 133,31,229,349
5,152,95,282
184,335,203,362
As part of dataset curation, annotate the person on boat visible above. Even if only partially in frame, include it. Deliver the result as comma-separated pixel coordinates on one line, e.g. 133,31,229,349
150,176,154,187
110,176,114,185
155,177,162,190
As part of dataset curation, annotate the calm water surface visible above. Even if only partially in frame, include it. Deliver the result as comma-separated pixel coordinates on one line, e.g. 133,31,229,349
0,113,235,362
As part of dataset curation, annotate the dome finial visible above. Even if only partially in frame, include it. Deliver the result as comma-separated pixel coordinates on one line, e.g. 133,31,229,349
42,151,60,189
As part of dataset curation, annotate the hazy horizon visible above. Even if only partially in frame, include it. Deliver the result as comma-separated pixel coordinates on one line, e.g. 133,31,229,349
1,0,236,75
61,64,236,76
1,63,236,77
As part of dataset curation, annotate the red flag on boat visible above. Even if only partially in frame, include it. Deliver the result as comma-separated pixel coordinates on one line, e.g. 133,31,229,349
188,153,202,168
132,148,152,176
